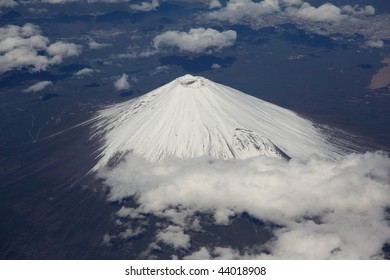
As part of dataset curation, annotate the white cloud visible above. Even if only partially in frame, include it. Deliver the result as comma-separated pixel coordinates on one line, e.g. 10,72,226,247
207,0,280,24
74,67,94,76
365,40,384,48
0,0,18,8
184,247,211,260
41,0,78,3
46,41,82,63
89,40,111,49
99,151,390,259
0,23,82,74
23,80,53,92
207,0,376,25
342,5,375,17
156,225,191,250
28,7,48,14
114,73,131,90
117,47,158,59
119,227,144,239
211,63,221,69
285,2,347,23
40,0,129,3
130,0,159,12
153,28,237,54
209,0,222,9
281,0,302,6
150,65,169,75
87,0,129,3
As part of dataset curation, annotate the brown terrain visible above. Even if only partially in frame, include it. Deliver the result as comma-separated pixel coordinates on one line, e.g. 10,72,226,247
369,57,390,90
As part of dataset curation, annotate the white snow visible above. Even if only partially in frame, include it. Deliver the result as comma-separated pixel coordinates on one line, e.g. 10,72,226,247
91,74,344,170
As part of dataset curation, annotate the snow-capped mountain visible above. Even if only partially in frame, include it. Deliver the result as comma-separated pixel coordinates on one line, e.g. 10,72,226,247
91,74,343,170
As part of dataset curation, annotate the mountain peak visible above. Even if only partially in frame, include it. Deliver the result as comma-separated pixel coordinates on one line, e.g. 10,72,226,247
91,75,343,170
176,74,206,88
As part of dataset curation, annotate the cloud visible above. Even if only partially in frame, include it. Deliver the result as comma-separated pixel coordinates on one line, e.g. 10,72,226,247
130,0,159,12
156,225,191,250
184,247,211,259
365,40,384,48
99,151,390,259
0,0,18,8
150,65,169,75
89,40,111,49
74,67,94,76
119,227,144,239
23,80,53,92
207,0,376,25
209,0,222,9
0,23,82,74
285,3,347,23
40,0,129,3
116,47,158,59
46,41,82,63
281,0,302,6
207,0,280,24
40,0,78,3
342,5,375,17
153,28,237,54
114,73,131,90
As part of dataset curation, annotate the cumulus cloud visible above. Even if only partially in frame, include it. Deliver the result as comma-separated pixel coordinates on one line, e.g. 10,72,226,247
74,67,94,76
46,41,81,62
285,2,347,23
41,0,78,3
23,80,53,92
114,73,131,90
0,0,18,8
156,225,191,250
120,227,144,239
184,247,211,260
207,0,280,24
365,40,384,48
211,63,221,69
282,0,302,6
207,0,376,25
89,40,111,49
130,0,159,12
0,23,81,74
40,0,129,3
209,0,222,9
342,4,375,17
153,28,237,54
99,151,390,259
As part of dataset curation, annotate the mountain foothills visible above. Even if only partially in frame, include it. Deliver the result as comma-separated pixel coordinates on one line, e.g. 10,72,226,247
91,74,345,170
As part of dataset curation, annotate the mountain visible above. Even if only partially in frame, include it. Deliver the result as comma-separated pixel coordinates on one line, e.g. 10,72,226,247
91,74,343,170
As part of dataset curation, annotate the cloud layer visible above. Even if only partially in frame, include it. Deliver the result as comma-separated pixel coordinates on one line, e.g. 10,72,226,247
0,23,81,74
153,28,237,54
206,0,376,25
99,151,390,259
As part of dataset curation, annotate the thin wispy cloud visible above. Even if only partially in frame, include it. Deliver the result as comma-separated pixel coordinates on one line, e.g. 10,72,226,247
23,80,53,92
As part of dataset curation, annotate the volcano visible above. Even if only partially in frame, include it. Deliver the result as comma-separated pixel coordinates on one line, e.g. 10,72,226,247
91,74,343,170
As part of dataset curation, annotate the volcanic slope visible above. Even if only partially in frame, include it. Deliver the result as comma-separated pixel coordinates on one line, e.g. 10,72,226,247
91,74,344,170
